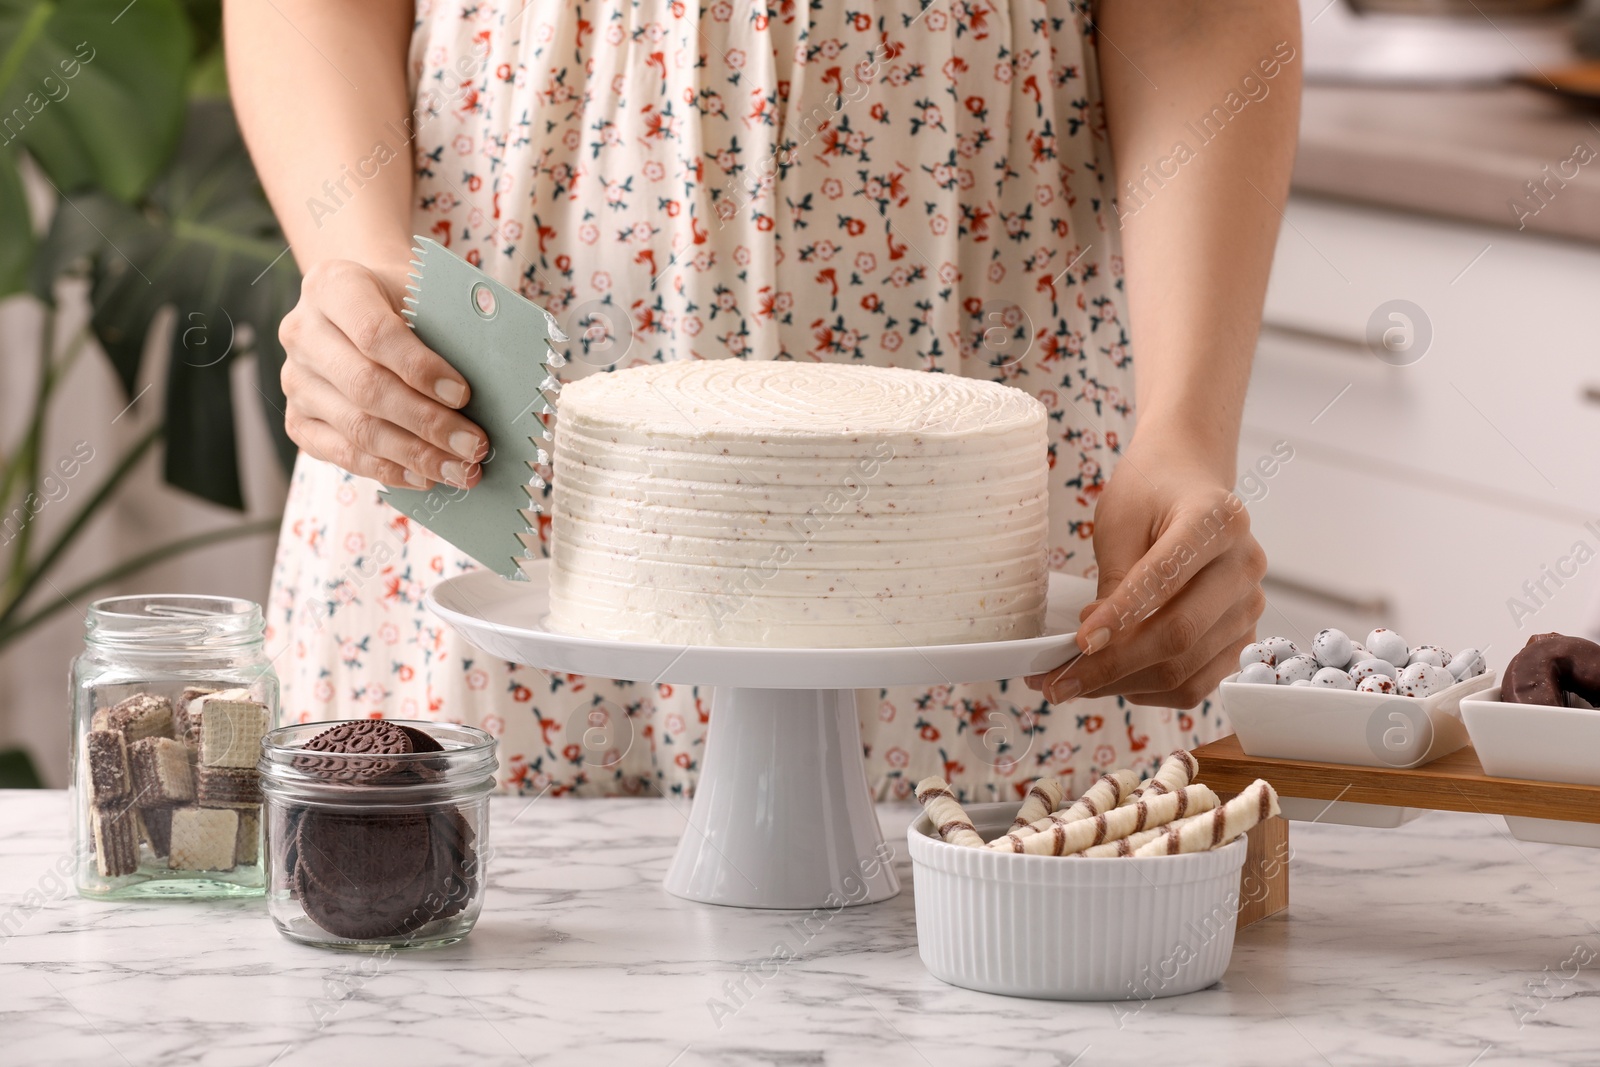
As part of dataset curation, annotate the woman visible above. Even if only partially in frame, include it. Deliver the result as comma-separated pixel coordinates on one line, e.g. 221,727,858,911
226,0,1296,800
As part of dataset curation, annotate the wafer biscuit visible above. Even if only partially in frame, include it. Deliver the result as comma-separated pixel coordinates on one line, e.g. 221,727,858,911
987,784,1218,856
914,776,985,848
1119,750,1198,806
988,769,1138,850
1132,779,1280,857
1009,778,1064,830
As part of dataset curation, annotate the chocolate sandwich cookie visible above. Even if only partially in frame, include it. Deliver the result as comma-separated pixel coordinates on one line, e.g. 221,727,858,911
292,720,418,784
293,858,435,941
419,808,478,923
295,808,433,902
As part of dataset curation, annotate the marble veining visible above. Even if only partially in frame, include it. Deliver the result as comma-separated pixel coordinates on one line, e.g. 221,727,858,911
2,790,1599,1066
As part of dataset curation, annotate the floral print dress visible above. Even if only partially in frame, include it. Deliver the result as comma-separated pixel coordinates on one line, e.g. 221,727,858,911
264,0,1227,803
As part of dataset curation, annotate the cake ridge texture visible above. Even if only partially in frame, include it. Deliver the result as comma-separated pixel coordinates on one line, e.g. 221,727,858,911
547,360,1050,648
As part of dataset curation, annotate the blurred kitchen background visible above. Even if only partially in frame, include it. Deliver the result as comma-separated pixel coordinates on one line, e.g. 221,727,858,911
3,0,1600,786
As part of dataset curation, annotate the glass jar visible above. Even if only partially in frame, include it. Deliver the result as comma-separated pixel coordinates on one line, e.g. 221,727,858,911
69,594,279,898
259,721,496,950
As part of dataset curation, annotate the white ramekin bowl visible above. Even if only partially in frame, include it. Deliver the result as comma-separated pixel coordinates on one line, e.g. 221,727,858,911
908,801,1249,1000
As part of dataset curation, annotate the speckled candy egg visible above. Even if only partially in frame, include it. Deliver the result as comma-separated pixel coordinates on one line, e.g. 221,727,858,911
1237,661,1279,685
1312,628,1354,670
1290,679,1314,687
1449,648,1487,680
1349,658,1397,683
1398,662,1453,698
1263,636,1301,664
1407,645,1452,669
1311,666,1356,690
1357,675,1397,695
1239,642,1277,670
1275,654,1319,685
1365,629,1410,666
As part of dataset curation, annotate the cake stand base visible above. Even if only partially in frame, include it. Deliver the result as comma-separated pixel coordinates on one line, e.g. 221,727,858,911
426,566,1096,910
664,687,899,909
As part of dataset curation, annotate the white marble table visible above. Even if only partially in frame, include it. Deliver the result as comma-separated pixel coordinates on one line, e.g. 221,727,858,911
3,790,1599,1067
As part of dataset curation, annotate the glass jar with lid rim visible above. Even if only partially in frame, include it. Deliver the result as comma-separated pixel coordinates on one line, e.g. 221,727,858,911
70,594,279,898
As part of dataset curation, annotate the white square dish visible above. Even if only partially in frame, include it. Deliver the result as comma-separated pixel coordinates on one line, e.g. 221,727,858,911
1459,685,1600,786
1220,670,1495,769
1276,796,1425,828
1456,687,1600,849
908,801,1249,1001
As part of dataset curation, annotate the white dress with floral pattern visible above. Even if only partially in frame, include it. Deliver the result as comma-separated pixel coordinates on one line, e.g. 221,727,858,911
264,0,1227,802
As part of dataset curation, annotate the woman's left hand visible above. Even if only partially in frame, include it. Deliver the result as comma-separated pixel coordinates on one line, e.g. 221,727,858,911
1025,437,1268,708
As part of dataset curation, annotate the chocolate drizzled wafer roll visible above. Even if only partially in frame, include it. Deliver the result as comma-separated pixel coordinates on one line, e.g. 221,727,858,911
1073,825,1172,857
1132,779,1280,857
986,784,1219,856
990,768,1139,850
1009,778,1064,830
914,776,985,848
1118,750,1198,807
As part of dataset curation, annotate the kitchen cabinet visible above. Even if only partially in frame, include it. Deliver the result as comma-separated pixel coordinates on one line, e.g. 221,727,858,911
1241,196,1600,662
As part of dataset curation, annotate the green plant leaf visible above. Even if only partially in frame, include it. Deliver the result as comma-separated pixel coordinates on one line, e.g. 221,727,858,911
32,99,302,502
0,0,191,200
165,305,243,509
0,146,30,294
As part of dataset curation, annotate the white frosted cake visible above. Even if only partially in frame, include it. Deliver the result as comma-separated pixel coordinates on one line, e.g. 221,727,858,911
546,360,1049,648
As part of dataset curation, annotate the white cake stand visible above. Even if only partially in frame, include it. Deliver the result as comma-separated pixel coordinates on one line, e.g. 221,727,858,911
427,564,1093,909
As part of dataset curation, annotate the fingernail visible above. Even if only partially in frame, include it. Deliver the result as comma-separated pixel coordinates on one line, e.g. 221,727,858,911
1050,678,1082,703
449,431,482,460
1080,627,1111,654
404,470,429,489
441,461,471,488
435,379,466,407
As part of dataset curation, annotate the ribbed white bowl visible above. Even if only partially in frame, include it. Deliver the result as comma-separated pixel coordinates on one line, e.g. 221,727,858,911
908,802,1248,1000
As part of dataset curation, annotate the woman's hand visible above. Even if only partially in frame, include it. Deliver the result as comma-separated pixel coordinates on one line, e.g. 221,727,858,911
1025,437,1268,708
278,259,487,490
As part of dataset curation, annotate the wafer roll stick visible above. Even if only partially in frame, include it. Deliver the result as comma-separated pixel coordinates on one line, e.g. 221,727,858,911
914,777,986,848
1073,825,1172,857
1118,750,1199,807
986,784,1219,856
1009,778,1064,831
994,768,1138,849
1132,779,1281,857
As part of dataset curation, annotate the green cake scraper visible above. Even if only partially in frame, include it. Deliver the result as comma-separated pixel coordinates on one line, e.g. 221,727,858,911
377,237,561,579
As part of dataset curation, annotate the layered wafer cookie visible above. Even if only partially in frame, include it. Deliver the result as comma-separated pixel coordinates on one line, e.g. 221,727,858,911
1009,778,1064,830
1118,750,1199,806
914,777,985,848
987,784,1219,856
1132,779,1281,857
990,769,1138,849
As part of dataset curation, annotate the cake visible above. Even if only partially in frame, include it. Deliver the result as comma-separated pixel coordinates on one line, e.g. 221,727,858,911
546,360,1049,648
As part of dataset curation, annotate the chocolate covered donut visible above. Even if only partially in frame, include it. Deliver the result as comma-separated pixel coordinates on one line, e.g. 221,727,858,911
1502,632,1600,708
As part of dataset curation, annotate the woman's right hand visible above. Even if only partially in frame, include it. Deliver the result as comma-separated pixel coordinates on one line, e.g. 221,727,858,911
278,259,487,490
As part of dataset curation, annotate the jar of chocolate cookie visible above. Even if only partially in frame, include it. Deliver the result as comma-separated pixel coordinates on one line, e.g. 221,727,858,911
258,720,495,950
69,595,278,898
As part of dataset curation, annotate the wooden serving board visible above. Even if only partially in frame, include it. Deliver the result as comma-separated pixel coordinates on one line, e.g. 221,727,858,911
1188,734,1600,930
1193,734,1600,823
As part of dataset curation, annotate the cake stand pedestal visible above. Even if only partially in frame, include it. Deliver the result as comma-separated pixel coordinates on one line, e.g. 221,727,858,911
427,564,1093,909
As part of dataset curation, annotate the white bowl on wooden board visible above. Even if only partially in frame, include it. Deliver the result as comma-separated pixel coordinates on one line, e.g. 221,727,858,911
907,801,1248,1001
1219,670,1495,770
1459,685,1600,848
